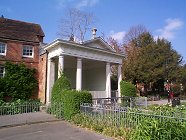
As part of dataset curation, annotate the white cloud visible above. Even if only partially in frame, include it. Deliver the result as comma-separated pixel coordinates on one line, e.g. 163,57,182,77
56,0,99,9
76,0,99,8
56,0,71,9
110,30,126,43
155,18,184,40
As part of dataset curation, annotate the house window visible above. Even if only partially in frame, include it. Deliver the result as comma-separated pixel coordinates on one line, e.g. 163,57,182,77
0,42,6,55
0,66,5,78
22,46,33,57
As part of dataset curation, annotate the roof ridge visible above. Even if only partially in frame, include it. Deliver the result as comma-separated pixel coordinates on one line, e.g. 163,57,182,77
0,17,41,26
0,17,45,42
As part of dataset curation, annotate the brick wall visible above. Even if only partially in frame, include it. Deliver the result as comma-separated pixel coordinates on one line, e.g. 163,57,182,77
0,39,41,100
0,40,39,67
38,53,47,103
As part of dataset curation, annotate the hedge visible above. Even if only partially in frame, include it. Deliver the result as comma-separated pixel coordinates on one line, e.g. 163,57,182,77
51,73,71,103
120,81,136,97
51,73,92,120
61,90,92,120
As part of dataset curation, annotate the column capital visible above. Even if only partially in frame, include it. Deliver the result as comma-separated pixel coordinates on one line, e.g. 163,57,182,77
77,57,82,61
47,58,52,62
106,62,110,66
59,54,64,58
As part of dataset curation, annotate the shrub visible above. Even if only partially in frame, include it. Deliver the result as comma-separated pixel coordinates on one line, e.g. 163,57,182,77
51,73,71,103
130,118,186,140
0,78,4,101
61,90,92,120
71,113,130,139
2,62,37,101
0,99,41,115
120,81,136,97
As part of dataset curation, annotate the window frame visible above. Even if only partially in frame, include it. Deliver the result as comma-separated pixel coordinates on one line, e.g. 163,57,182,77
0,65,5,78
0,42,7,56
22,45,34,58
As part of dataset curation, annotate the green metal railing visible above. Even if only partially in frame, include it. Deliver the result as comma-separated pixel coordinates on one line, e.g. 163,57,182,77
0,103,41,116
92,96,148,108
80,103,186,128
47,103,63,119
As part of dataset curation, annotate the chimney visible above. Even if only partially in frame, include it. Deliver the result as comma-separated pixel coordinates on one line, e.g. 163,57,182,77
69,34,74,42
92,28,97,39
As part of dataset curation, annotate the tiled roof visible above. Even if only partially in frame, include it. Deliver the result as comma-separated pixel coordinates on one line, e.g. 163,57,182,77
0,17,45,43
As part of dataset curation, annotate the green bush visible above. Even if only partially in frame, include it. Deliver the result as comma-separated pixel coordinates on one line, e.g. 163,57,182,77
2,62,37,101
0,78,5,100
130,118,186,140
71,111,186,140
50,73,92,120
0,99,41,115
51,73,71,103
71,113,129,139
120,81,136,97
61,90,92,120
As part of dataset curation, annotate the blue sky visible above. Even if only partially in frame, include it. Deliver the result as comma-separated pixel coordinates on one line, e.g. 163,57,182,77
1,0,186,62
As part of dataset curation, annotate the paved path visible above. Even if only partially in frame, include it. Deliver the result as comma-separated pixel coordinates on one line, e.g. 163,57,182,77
0,112,59,128
148,99,186,106
0,121,113,140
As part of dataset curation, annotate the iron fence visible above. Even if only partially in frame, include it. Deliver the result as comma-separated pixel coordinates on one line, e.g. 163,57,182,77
0,103,41,116
92,96,148,108
0,103,52,127
47,103,63,119
80,103,186,128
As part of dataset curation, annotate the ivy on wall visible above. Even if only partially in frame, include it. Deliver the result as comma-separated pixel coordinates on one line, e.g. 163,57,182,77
0,62,38,101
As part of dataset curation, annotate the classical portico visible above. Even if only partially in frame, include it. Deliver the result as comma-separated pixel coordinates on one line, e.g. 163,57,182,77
44,37,123,104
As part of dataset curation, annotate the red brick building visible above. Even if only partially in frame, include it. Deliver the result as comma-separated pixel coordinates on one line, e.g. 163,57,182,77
0,17,45,101
0,17,124,104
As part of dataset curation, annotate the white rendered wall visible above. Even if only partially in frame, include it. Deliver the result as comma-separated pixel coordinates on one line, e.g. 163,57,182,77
62,56,77,89
54,59,58,81
83,66,106,91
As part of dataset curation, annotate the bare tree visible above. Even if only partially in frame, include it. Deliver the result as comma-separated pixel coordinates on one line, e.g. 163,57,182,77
107,37,121,53
123,25,148,46
58,8,95,42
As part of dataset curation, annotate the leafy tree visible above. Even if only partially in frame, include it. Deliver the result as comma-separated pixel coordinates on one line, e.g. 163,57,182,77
123,42,141,83
122,27,183,94
123,27,153,84
2,62,37,100
181,64,186,94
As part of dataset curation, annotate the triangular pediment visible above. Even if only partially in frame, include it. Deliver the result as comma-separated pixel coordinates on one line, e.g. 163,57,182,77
83,37,116,52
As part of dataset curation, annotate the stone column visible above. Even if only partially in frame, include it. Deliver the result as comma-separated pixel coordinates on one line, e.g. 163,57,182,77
118,64,122,98
76,58,82,90
46,58,55,105
106,62,111,98
58,55,64,78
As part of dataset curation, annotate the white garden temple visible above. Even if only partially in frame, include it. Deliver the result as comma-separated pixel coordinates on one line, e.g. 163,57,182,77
44,31,124,104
